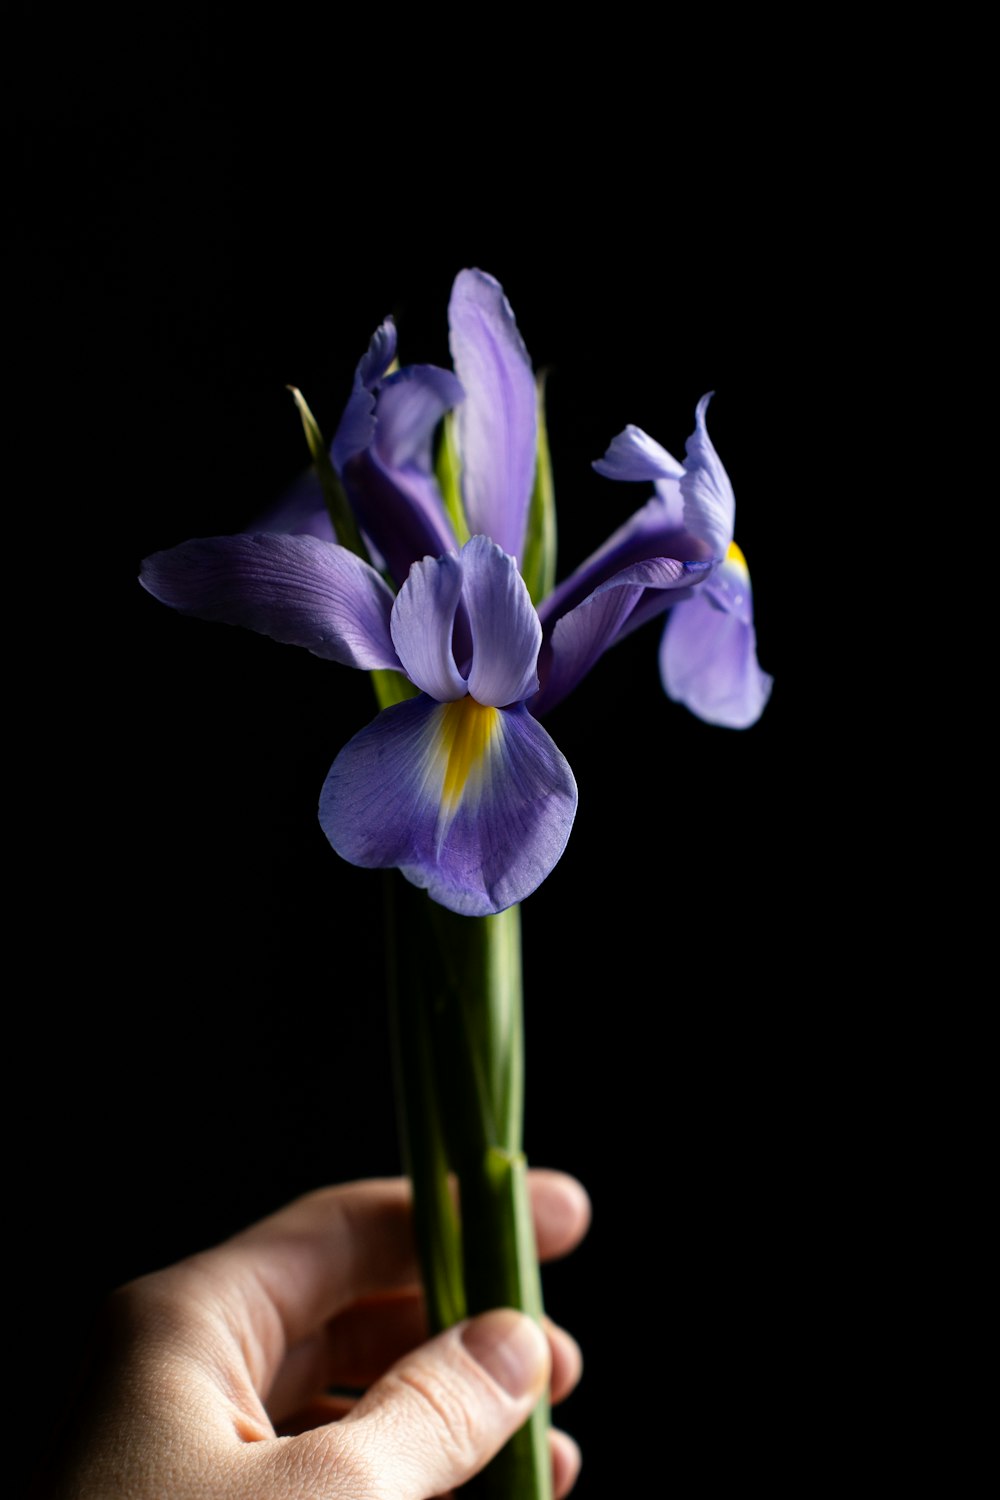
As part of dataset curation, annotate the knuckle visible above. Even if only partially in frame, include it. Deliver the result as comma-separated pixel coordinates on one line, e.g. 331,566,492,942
393,1364,481,1463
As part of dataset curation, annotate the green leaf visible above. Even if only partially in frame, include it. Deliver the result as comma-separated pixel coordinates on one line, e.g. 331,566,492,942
371,668,420,710
287,386,368,563
436,411,470,545
520,372,557,605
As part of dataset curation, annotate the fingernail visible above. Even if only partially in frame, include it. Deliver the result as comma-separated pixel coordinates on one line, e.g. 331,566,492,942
461,1309,549,1398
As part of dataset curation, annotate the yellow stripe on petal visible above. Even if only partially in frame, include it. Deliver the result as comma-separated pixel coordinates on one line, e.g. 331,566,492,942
437,696,502,817
725,539,749,577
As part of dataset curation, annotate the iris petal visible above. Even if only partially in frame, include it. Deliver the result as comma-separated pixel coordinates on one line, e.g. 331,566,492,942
659,574,772,729
679,393,736,558
390,551,467,701
139,533,400,669
535,557,704,713
461,536,541,707
374,365,464,472
448,269,537,561
331,317,398,471
592,424,685,482
319,695,578,917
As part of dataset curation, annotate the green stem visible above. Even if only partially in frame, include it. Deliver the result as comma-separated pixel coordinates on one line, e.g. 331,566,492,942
387,880,551,1500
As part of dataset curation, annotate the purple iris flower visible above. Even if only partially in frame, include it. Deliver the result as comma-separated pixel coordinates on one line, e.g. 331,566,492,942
589,397,772,728
141,269,752,915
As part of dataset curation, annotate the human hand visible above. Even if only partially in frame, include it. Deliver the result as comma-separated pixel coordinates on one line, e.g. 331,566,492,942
42,1172,589,1498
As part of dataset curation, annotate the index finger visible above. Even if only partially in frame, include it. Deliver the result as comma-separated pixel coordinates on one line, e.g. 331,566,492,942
196,1172,589,1381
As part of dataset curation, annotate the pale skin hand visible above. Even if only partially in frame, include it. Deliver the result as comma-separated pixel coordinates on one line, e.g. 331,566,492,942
41,1172,590,1499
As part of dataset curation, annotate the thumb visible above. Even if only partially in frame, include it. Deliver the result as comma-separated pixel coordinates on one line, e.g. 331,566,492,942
332,1309,550,1498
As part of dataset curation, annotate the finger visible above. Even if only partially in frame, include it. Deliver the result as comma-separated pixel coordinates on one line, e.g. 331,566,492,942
543,1318,583,1406
281,1310,550,1499
266,1292,583,1424
551,1428,583,1498
193,1172,589,1395
529,1170,591,1261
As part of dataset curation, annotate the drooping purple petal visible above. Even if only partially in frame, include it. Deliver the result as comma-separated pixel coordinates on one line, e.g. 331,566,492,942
374,365,464,471
331,317,398,472
679,393,736,558
534,557,703,713
319,694,578,917
460,536,541,707
140,533,399,670
390,551,467,701
448,269,536,561
659,554,772,729
593,424,685,483
538,491,713,632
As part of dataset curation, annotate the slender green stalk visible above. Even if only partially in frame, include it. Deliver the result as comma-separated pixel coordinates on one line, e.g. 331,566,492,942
387,880,551,1500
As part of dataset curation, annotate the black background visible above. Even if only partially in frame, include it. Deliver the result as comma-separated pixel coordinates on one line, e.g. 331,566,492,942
14,46,853,1495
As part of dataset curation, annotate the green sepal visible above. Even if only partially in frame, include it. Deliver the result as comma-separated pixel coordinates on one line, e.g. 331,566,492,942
371,668,420,710
520,373,557,605
287,385,368,563
436,411,471,545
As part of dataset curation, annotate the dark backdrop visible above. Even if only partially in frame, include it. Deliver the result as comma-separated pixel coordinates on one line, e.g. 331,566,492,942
16,69,848,1494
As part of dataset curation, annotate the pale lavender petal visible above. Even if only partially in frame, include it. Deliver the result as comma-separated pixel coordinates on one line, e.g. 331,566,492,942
535,557,702,714
390,551,467,701
448,268,536,560
374,365,464,471
140,534,399,669
593,424,685,482
331,317,398,471
460,535,541,707
679,393,736,557
660,576,772,729
319,695,578,917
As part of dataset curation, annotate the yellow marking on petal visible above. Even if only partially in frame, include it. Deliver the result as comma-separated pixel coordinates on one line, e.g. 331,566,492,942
438,696,501,817
726,539,749,577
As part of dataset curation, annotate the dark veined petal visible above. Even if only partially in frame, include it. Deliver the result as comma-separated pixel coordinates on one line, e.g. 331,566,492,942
331,318,398,471
374,365,464,471
659,546,772,729
140,533,400,670
319,695,578,917
390,551,467,701
679,393,736,558
534,557,705,714
343,452,458,592
461,536,541,708
448,269,537,561
592,424,685,482
333,349,460,590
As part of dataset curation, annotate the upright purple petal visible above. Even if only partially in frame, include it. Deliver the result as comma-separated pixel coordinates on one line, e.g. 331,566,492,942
140,533,400,669
331,317,398,471
319,694,577,916
593,424,685,482
390,551,467,701
374,365,464,471
679,393,736,558
448,269,537,560
342,452,458,591
460,536,541,708
659,549,772,729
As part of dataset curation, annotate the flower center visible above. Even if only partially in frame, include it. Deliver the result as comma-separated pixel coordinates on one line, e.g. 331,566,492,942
438,696,501,815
